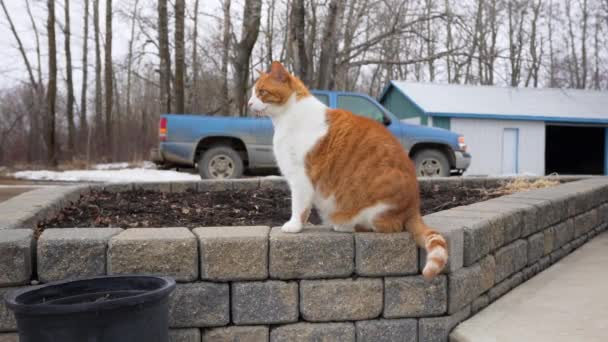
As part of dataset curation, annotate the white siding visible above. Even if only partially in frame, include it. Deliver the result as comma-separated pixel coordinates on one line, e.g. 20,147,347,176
451,118,545,176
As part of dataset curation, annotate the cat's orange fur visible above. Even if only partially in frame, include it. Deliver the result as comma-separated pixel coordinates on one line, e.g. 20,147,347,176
249,62,448,280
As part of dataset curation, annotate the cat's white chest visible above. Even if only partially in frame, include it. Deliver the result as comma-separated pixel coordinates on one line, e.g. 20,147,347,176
272,98,328,178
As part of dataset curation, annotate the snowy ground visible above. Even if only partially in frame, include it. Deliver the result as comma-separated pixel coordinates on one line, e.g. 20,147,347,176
12,162,201,183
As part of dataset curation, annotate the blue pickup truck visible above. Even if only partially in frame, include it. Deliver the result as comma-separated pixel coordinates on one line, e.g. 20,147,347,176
151,90,471,179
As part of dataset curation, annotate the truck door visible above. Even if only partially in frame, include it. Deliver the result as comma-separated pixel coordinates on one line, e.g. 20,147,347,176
335,94,404,141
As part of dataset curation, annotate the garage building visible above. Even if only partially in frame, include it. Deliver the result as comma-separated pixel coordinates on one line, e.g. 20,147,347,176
379,82,608,176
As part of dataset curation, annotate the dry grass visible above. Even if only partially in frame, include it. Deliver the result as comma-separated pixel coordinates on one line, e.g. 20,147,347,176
490,177,561,196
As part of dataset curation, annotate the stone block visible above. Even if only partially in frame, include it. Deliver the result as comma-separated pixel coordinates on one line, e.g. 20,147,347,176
418,306,471,342
471,295,489,315
550,247,567,263
169,329,201,342
522,263,541,281
0,333,18,342
599,203,608,224
384,275,447,318
0,229,33,286
420,214,465,273
37,228,122,282
543,226,555,256
228,179,260,191
101,183,134,192
572,236,586,249
479,255,496,292
194,226,269,281
134,182,172,192
169,282,229,328
259,177,288,191
270,323,355,342
0,287,17,332
355,319,417,342
203,326,269,342
538,256,552,271
448,264,482,314
494,240,527,283
484,198,539,238
574,209,598,238
300,278,383,322
355,232,417,276
170,182,199,193
269,227,353,279
108,228,198,281
553,219,575,249
232,281,298,325
562,242,574,255
527,232,544,266
488,272,523,302
198,180,232,192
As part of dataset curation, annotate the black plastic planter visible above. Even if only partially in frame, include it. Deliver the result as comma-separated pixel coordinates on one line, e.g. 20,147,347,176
4,275,176,342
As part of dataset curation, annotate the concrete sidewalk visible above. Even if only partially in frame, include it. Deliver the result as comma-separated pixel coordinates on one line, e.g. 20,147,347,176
451,231,608,342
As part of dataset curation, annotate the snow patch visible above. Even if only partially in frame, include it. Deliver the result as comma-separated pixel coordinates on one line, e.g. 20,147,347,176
12,169,201,183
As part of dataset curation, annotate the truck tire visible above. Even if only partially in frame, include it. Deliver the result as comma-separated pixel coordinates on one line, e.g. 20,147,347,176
198,146,244,179
413,149,451,177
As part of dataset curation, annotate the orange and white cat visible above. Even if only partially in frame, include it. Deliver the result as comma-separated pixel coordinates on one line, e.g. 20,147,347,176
248,61,448,280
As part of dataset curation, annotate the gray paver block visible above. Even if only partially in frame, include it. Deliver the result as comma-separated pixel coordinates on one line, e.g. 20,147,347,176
574,209,598,238
0,287,18,332
553,219,575,249
259,177,288,191
522,263,541,281
471,294,489,315
232,281,298,325
479,255,496,293
134,182,172,192
170,182,199,193
527,232,544,266
420,214,465,273
169,282,229,328
384,275,447,318
108,228,198,281
550,247,567,263
228,179,261,191
538,256,552,271
355,232,417,276
269,227,353,279
0,229,33,286
198,180,232,192
300,278,383,322
38,228,122,282
203,326,269,342
448,264,482,314
169,328,201,342
418,306,471,342
543,226,555,256
270,322,355,342
494,240,527,283
488,272,523,303
355,319,417,342
194,226,269,281
0,333,18,342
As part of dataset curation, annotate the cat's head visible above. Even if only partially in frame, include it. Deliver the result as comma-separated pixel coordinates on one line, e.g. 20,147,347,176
248,61,310,117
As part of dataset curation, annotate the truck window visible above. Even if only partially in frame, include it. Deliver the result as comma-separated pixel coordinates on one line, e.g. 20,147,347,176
314,94,330,106
337,95,384,122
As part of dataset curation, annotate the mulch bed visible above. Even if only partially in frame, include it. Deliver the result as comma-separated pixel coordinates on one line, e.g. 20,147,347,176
37,184,507,233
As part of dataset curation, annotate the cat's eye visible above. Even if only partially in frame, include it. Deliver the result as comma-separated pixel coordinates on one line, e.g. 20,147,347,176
259,90,268,96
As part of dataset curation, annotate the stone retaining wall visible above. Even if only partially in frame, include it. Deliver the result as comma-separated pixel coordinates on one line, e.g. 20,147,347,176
0,176,606,342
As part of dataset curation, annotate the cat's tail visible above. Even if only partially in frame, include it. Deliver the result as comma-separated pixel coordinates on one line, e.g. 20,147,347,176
405,215,448,281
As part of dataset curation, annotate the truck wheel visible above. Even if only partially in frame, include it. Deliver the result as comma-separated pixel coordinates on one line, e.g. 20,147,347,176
198,146,244,179
413,149,450,177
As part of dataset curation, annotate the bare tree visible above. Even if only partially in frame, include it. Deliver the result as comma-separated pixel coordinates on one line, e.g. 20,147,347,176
289,0,309,84
508,0,527,87
525,0,543,87
126,0,140,119
80,0,90,143
0,0,37,88
316,0,344,89
592,13,601,89
220,0,232,114
47,0,58,166
104,0,113,157
94,0,103,139
174,0,185,113
189,0,200,112
64,0,76,153
158,0,172,113
566,0,581,88
581,0,589,88
233,0,262,116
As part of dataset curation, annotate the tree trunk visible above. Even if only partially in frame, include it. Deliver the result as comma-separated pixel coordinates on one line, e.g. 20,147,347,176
174,0,185,113
94,0,103,142
233,0,262,116
126,0,140,119
104,0,113,158
64,0,76,154
289,0,309,84
316,0,344,89
566,0,581,88
189,0,200,112
220,0,232,114
80,0,89,146
592,13,600,89
158,0,172,113
580,0,588,88
47,0,58,166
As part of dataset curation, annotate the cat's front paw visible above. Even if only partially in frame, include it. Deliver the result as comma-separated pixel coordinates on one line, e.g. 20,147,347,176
281,220,303,233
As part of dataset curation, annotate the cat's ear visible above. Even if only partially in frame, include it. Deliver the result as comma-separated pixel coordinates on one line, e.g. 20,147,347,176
269,61,289,83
